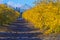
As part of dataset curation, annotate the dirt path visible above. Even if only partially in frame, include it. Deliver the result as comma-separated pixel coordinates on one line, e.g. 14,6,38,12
0,18,42,40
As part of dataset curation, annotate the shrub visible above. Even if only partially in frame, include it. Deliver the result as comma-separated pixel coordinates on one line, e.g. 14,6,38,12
0,4,20,26
22,1,60,35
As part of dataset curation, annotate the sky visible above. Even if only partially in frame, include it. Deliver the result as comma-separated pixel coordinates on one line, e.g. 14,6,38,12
0,0,36,8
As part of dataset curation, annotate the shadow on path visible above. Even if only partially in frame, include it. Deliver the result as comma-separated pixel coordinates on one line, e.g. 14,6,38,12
0,18,42,40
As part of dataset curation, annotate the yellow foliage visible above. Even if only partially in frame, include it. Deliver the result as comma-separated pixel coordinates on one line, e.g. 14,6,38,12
0,4,20,26
22,1,60,35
